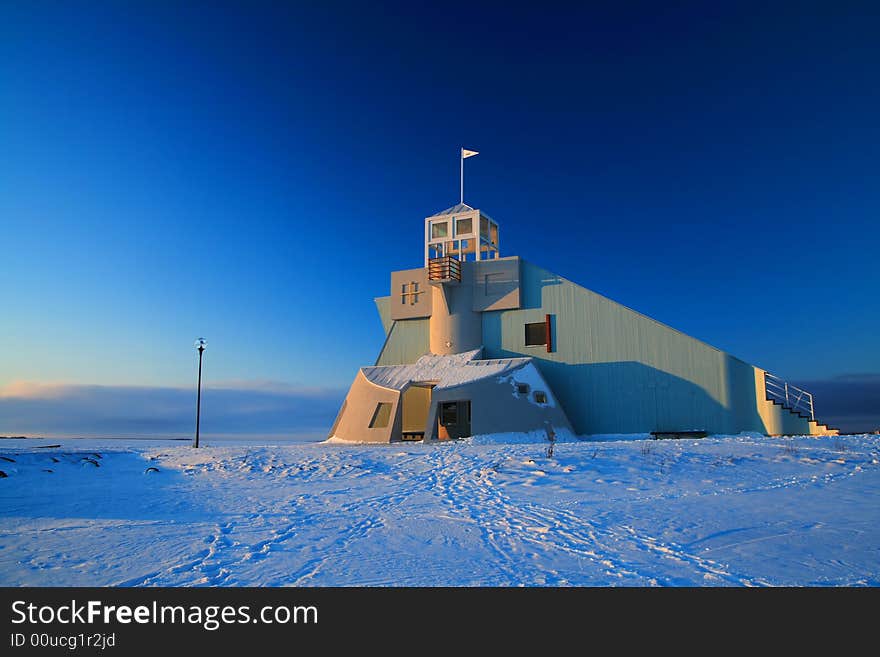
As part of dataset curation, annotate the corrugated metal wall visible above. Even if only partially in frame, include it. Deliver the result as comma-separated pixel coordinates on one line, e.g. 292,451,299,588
374,265,822,436
375,315,430,366
482,260,775,435
374,296,393,335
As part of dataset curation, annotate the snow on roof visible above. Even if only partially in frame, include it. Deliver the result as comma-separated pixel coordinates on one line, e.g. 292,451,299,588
361,349,533,391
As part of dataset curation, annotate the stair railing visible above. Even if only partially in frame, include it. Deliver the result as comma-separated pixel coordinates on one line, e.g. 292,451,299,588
764,372,815,421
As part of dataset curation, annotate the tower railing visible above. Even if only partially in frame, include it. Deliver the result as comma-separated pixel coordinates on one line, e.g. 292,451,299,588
764,372,814,420
428,256,462,282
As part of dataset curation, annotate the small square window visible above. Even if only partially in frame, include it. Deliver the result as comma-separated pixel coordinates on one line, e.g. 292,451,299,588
525,322,547,346
533,391,547,404
515,383,529,395
401,281,421,305
431,221,448,239
369,402,392,428
456,217,472,235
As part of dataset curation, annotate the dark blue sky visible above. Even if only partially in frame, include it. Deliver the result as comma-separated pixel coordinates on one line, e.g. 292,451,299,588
1,2,878,412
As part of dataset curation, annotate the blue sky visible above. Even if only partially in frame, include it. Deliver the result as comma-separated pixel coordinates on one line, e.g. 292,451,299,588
1,2,878,434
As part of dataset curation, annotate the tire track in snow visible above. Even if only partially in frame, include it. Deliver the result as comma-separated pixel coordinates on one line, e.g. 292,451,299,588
429,447,771,586
115,439,880,586
124,520,238,586
425,450,527,585
285,458,431,586
426,447,652,585
139,448,397,585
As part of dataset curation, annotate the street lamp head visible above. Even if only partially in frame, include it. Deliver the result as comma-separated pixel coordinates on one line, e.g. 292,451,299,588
194,337,208,352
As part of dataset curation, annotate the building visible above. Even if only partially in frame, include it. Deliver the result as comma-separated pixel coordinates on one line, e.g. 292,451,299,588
328,203,837,443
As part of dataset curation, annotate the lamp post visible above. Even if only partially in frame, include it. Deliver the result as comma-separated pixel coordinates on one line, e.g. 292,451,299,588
193,337,207,448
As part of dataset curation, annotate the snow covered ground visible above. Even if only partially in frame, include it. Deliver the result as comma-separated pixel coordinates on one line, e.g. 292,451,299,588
1,433,878,586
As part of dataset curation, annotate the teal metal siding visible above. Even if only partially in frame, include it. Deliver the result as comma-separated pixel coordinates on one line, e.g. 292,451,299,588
375,318,430,366
374,296,392,335
482,260,767,435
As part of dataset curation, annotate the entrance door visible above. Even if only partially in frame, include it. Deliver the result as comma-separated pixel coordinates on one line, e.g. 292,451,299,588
437,400,471,440
401,384,433,441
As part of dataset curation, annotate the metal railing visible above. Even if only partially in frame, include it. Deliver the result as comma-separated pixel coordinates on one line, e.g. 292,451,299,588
764,372,814,420
428,256,461,282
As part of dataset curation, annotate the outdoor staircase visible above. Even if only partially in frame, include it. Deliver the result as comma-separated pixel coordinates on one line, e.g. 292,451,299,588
764,372,839,436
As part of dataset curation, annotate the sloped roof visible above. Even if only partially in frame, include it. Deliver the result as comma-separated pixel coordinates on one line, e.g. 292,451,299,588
427,203,475,217
361,348,532,391
427,203,496,224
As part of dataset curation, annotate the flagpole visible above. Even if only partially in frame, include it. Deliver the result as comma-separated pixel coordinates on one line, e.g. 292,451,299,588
460,148,478,205
460,148,464,204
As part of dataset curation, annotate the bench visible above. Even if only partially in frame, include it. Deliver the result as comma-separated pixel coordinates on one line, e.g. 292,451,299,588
651,430,708,440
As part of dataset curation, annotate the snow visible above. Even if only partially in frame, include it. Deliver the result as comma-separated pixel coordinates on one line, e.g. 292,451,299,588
361,349,533,390
501,361,557,408
468,427,579,444
1,434,879,586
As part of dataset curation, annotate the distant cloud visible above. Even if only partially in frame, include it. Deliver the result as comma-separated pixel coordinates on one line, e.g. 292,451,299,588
793,374,880,434
2,373,876,440
0,381,73,400
0,381,345,441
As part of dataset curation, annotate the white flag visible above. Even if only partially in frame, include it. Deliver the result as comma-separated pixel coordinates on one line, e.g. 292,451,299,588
461,148,479,159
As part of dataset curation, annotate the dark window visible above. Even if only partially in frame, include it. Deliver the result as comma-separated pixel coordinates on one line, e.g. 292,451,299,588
525,322,546,346
369,402,392,428
515,383,529,395
431,221,448,239
439,402,458,426
533,391,547,404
